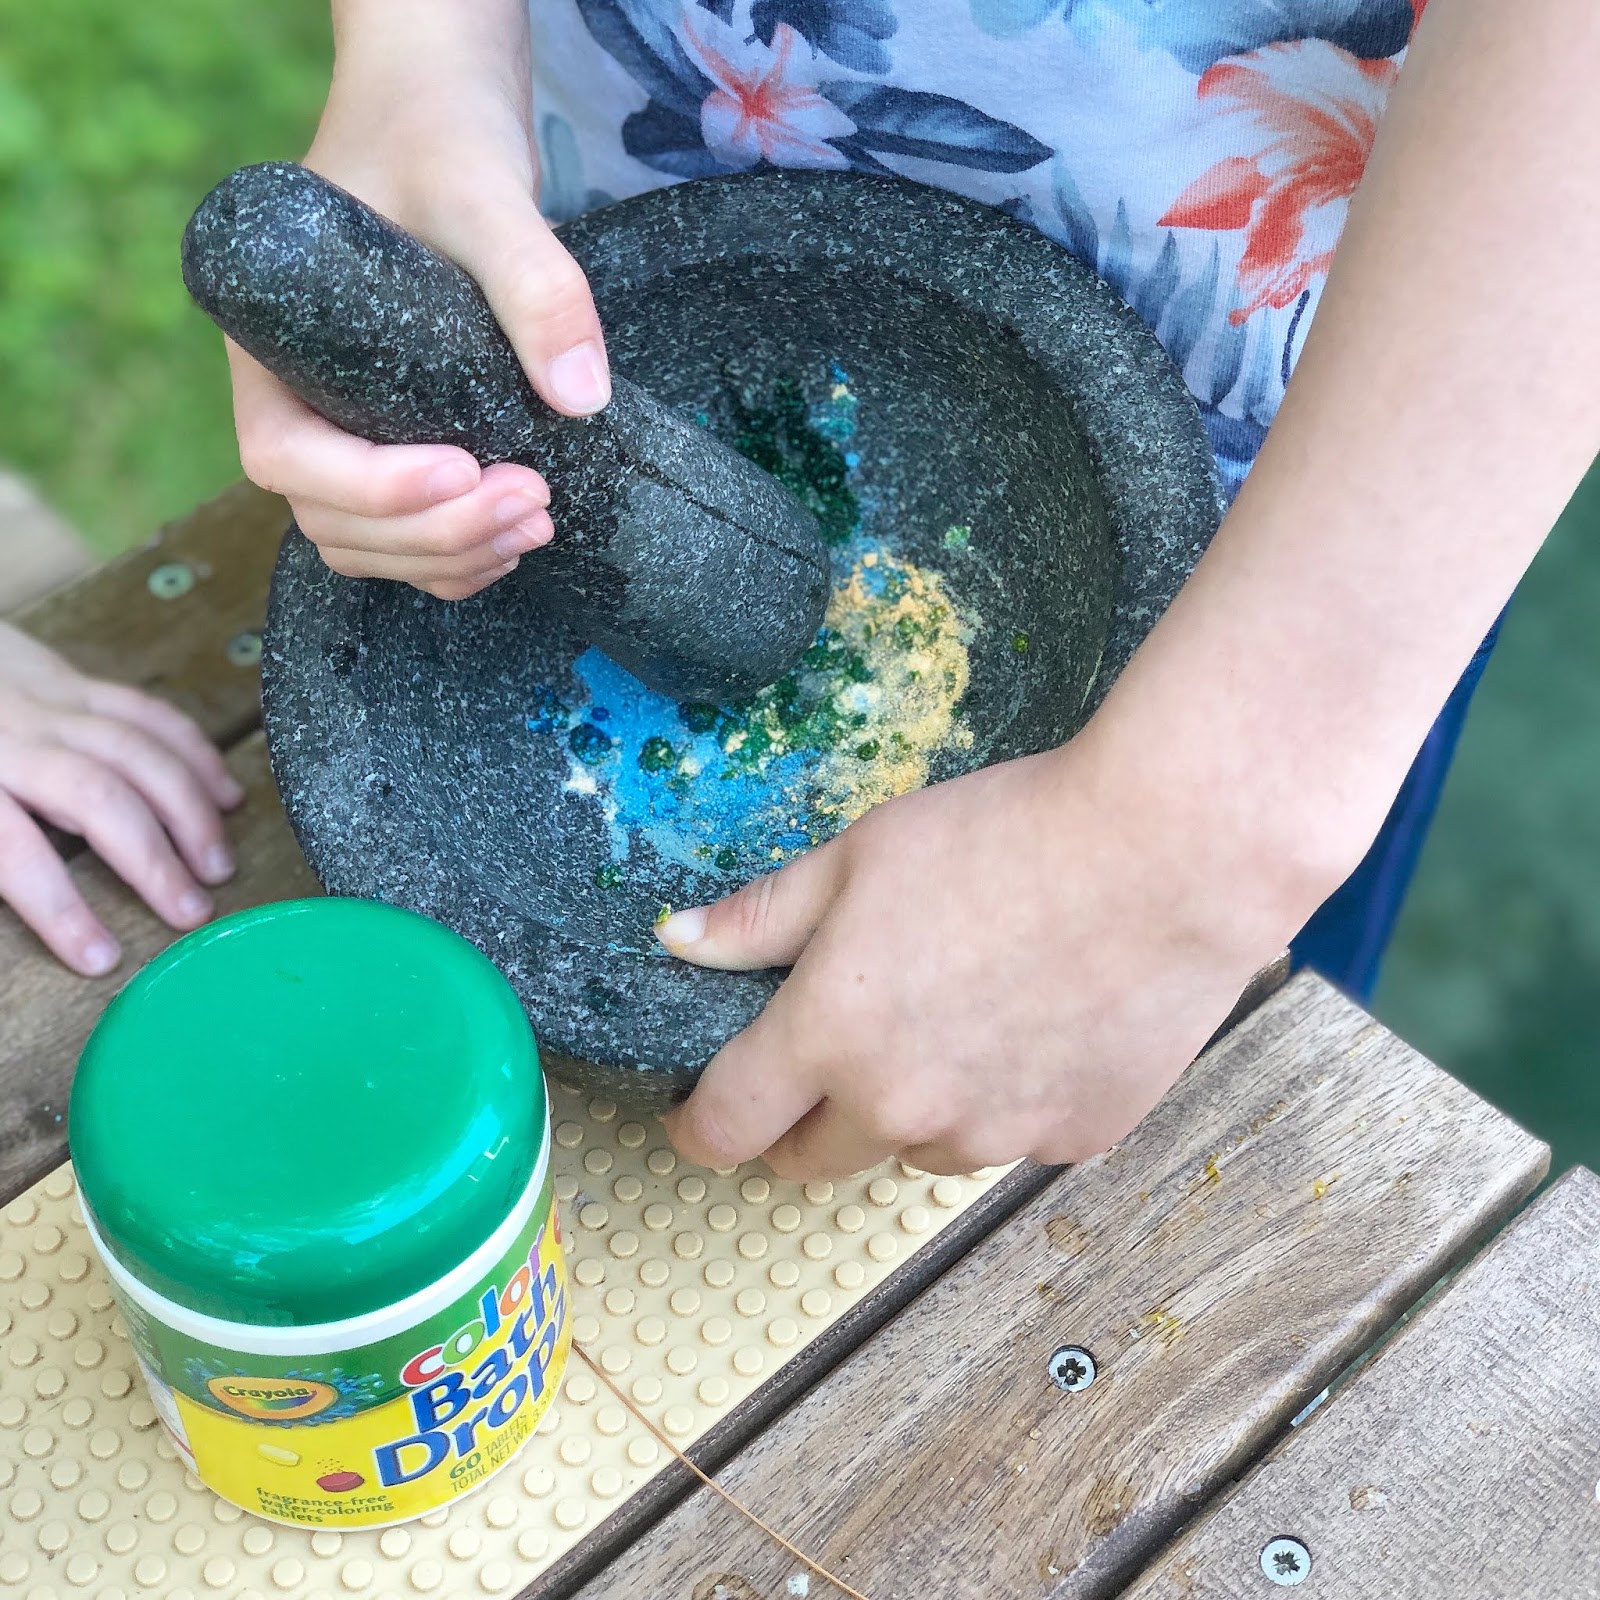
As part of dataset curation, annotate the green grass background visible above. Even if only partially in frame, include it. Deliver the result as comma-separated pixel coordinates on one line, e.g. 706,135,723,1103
3,2,1595,1171
0,1,331,547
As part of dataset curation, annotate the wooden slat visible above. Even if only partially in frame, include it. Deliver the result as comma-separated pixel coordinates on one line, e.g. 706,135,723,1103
1121,1167,1600,1598
0,733,316,1204
1210,951,1291,1048
530,959,1292,1599
14,481,287,749
565,975,1548,1600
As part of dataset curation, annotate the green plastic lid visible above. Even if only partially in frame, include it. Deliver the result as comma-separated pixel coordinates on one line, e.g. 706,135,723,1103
70,898,545,1327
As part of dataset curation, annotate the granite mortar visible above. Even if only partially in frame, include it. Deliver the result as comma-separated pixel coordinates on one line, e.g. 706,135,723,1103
262,170,1223,1108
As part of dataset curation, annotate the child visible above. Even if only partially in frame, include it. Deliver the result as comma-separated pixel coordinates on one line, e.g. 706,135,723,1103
209,0,1600,1175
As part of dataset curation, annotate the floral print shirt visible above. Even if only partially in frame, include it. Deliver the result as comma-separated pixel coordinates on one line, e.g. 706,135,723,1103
530,0,1423,496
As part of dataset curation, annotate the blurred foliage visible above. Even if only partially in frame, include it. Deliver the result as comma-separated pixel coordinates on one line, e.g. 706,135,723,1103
1379,462,1600,1179
0,0,329,552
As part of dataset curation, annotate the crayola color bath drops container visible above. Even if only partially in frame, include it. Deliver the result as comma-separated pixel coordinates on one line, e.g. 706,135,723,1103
69,898,568,1530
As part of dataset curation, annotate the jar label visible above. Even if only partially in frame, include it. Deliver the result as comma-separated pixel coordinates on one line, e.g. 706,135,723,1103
111,1172,568,1528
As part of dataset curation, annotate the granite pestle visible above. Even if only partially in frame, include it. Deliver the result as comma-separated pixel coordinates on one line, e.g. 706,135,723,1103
181,162,832,704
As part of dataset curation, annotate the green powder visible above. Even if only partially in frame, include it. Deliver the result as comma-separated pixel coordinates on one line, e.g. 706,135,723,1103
729,376,858,546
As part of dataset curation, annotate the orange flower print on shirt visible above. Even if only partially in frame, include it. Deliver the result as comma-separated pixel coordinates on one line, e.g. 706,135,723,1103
1160,40,1398,323
679,10,857,170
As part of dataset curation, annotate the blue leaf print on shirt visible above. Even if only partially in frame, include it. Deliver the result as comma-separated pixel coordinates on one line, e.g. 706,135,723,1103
621,100,736,178
971,0,1087,38
973,0,1413,63
1048,158,1100,267
1108,0,1415,71
823,82,1053,172
752,0,899,73
1202,409,1267,498
1132,229,1183,328
575,0,711,116
1101,198,1133,295
539,113,617,223
1234,307,1280,418
1164,238,1226,376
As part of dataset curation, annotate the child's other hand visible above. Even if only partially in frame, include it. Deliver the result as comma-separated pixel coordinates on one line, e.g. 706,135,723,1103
655,735,1327,1181
0,624,244,974
226,3,605,601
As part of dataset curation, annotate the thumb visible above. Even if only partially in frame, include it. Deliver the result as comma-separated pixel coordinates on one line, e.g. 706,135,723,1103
444,176,612,418
656,842,847,971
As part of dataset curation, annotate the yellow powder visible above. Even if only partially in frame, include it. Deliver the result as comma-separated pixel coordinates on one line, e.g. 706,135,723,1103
807,553,973,825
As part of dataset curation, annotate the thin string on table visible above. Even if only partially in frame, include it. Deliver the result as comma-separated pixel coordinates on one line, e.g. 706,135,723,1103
571,1341,871,1600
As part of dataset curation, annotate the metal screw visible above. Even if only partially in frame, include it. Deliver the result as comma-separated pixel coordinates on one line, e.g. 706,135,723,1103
1259,1537,1311,1586
1047,1345,1096,1392
147,562,195,600
225,630,263,667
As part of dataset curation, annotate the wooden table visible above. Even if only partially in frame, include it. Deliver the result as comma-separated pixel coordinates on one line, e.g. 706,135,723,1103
6,485,1600,1598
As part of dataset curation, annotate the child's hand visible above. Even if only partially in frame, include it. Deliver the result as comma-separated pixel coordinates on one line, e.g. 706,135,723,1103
656,736,1324,1180
0,624,244,974
226,2,605,600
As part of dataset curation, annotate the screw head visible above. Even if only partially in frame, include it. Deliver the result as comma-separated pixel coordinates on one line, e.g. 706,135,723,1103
147,562,195,600
1047,1345,1096,1392
225,630,263,667
1259,1537,1311,1586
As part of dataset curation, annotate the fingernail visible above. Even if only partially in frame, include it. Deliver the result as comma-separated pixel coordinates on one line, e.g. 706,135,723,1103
426,458,478,501
202,846,234,883
82,938,120,976
177,889,212,924
547,342,611,415
492,517,553,560
493,493,544,529
656,906,707,949
219,777,246,808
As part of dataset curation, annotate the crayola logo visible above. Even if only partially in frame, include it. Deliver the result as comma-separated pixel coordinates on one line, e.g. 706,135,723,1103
206,1376,337,1422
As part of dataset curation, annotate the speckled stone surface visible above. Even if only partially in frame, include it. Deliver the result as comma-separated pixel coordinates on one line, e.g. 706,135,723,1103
183,163,830,703
260,170,1223,1108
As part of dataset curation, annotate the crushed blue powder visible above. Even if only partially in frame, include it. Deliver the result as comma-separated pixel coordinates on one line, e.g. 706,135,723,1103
526,367,971,885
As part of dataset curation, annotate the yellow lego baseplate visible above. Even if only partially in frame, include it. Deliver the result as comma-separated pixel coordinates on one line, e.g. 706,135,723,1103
0,1080,1008,1595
